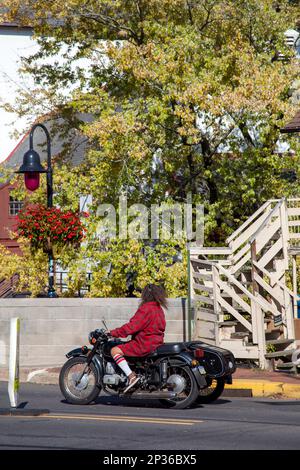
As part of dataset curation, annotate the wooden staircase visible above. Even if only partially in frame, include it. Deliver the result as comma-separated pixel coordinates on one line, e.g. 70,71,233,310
0,274,19,298
189,198,300,371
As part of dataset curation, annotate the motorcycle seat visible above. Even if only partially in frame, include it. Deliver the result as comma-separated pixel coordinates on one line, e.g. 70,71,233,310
126,343,187,361
149,342,187,356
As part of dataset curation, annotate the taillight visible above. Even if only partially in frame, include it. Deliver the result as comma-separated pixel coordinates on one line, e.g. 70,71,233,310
194,348,204,358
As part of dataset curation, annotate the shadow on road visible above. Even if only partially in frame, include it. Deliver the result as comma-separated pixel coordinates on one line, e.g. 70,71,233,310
60,395,232,409
193,399,232,406
61,395,200,409
253,400,300,407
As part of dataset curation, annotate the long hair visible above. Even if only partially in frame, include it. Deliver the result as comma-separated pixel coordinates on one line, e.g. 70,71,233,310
140,283,168,309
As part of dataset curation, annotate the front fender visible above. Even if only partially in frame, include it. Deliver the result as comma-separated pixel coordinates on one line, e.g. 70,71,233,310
66,348,84,358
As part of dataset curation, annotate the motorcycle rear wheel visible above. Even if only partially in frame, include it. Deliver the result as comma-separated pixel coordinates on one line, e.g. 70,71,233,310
59,356,101,405
159,361,199,409
196,377,225,404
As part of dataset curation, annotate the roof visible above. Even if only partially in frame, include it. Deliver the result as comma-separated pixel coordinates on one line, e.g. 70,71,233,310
1,113,93,172
0,22,32,29
280,110,300,134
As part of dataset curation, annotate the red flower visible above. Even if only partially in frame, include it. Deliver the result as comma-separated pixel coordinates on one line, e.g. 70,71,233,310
16,204,84,249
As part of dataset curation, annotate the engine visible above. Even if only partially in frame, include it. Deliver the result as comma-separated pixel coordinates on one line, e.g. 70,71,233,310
103,361,126,385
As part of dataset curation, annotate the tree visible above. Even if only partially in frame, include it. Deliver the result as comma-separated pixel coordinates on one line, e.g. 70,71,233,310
0,241,48,296
1,0,300,295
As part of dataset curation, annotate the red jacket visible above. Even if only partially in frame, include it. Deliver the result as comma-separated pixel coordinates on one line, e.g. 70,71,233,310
110,301,166,357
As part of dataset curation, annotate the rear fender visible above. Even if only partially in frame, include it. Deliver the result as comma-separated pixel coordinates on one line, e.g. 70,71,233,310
168,351,195,366
160,352,207,388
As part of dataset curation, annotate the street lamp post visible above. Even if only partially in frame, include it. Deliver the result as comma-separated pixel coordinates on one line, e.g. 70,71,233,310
16,123,57,298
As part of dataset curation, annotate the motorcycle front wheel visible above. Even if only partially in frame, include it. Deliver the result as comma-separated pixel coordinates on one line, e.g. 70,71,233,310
59,356,101,405
196,377,225,404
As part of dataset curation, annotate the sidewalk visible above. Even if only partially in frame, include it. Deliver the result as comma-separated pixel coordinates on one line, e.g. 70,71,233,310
1,366,300,398
0,366,61,385
224,367,300,398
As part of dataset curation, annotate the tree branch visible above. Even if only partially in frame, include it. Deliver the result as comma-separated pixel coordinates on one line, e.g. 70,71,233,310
75,10,141,44
134,0,145,44
186,1,194,25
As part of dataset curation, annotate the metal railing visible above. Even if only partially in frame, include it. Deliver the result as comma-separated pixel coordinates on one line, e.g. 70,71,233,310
55,271,93,297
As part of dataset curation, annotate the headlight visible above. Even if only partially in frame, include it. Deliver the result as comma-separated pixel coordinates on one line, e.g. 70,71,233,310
228,361,234,369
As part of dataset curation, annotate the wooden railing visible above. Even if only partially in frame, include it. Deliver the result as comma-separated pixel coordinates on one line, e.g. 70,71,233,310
0,274,19,298
287,198,300,246
189,197,299,367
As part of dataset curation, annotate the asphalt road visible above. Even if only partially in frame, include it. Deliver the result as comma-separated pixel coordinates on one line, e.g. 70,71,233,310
0,382,300,450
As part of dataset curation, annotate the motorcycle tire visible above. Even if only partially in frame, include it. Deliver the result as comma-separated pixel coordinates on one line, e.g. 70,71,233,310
196,377,225,404
159,361,199,409
59,356,101,405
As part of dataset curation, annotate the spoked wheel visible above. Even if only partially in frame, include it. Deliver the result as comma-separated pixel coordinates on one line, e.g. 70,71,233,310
59,356,101,405
196,377,225,404
159,361,199,409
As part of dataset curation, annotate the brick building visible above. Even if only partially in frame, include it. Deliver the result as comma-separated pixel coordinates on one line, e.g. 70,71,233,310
0,181,22,254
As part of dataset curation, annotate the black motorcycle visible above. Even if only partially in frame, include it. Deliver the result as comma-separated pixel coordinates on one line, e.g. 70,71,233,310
59,328,209,409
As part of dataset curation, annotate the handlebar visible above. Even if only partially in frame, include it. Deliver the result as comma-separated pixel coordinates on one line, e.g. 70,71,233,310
88,328,111,344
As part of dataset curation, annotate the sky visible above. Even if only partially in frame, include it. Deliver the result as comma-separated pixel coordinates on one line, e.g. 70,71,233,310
0,27,38,163
0,27,92,164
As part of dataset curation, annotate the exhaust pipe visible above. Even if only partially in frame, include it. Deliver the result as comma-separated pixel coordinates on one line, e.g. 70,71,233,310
124,391,177,400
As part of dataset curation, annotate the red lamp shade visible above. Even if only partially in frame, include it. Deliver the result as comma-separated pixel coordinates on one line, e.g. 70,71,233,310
24,172,40,191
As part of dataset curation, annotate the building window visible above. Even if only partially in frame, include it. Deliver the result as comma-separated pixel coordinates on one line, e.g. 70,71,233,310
9,195,23,216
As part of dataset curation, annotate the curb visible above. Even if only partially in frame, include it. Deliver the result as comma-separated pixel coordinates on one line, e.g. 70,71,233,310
0,367,61,385
226,379,300,398
1,370,300,399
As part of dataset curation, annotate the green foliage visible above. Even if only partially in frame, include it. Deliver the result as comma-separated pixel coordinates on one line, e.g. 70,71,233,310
84,238,187,297
1,0,300,296
266,343,276,353
0,242,48,297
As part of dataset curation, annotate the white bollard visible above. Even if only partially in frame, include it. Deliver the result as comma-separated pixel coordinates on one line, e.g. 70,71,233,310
8,318,20,408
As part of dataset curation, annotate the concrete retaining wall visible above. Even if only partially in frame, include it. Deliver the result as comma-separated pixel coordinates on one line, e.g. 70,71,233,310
0,298,188,368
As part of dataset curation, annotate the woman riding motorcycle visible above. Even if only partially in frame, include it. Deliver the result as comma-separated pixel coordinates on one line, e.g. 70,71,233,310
108,283,167,393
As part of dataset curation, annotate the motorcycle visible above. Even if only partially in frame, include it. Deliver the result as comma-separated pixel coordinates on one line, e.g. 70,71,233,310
59,328,209,409
59,327,237,409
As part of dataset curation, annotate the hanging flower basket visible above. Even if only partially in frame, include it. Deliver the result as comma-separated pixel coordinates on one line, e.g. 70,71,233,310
16,204,88,253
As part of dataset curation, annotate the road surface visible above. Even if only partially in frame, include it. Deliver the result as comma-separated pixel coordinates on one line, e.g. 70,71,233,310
0,382,299,450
